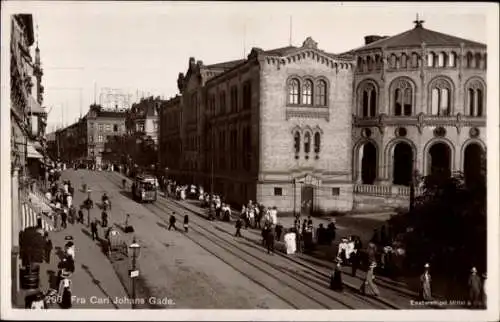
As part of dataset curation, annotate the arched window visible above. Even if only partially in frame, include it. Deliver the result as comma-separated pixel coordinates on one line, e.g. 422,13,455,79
367,56,373,71
360,82,377,118
467,80,485,117
411,53,419,68
390,54,397,69
475,53,482,69
288,78,300,105
314,132,321,153
449,52,457,67
375,55,382,70
294,131,301,154
315,80,327,106
430,79,452,115
302,79,313,105
400,53,407,68
427,52,434,67
304,132,311,154
437,52,446,67
392,79,413,116
466,52,474,68
357,57,364,72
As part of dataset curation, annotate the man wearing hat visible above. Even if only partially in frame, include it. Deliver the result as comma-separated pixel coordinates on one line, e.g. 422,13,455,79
419,263,432,301
330,258,344,291
468,267,482,308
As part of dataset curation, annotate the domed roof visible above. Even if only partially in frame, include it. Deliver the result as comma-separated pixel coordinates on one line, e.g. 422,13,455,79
351,20,486,53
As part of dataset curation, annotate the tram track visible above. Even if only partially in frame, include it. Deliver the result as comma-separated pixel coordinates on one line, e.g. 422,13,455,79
101,171,399,309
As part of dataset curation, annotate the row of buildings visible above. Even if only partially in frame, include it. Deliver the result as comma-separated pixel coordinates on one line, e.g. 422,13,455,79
53,19,487,215
48,96,161,169
10,14,49,304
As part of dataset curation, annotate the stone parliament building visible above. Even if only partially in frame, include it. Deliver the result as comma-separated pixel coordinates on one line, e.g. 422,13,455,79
158,19,486,214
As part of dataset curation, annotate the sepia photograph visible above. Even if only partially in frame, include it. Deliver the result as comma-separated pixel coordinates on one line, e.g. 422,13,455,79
1,1,498,321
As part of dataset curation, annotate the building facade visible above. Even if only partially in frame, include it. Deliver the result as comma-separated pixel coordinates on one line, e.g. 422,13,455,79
126,96,161,144
10,14,48,305
159,95,182,173
56,104,127,167
349,20,486,208
160,20,487,213
161,37,354,213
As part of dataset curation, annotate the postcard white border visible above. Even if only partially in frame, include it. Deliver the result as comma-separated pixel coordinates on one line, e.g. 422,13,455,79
1,1,498,321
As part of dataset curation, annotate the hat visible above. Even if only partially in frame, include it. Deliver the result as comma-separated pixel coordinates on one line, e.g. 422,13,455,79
424,263,430,268
482,273,487,278
471,267,477,273
370,262,377,268
335,257,343,264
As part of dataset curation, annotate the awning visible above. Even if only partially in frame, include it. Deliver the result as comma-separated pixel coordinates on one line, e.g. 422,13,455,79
21,202,54,232
27,142,43,159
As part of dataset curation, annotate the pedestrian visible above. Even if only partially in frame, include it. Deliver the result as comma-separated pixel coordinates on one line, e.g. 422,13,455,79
69,206,76,225
266,224,275,255
351,246,360,277
419,263,432,301
90,218,99,241
168,213,177,231
58,275,72,309
468,267,482,308
330,258,344,291
66,194,72,210
183,215,189,233
43,232,53,264
61,209,67,229
360,262,380,297
77,207,84,224
235,218,243,237
101,210,108,228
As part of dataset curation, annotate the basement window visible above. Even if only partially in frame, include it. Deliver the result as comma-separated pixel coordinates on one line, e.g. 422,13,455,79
274,187,283,196
332,188,340,196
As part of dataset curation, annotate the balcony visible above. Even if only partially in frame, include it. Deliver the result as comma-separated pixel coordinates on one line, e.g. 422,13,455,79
354,183,424,197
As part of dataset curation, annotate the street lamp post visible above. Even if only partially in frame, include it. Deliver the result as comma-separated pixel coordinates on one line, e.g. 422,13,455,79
128,237,141,309
87,189,92,226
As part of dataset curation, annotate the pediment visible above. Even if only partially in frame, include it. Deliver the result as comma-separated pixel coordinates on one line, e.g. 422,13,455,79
294,173,322,186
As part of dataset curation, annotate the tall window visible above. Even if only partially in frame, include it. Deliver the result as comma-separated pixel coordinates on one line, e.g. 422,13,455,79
357,57,364,72
467,81,485,117
219,131,226,169
400,54,407,68
437,52,446,67
304,132,311,154
393,79,413,116
302,80,313,105
294,132,301,154
288,78,300,104
466,52,474,68
314,132,321,153
230,86,238,113
242,81,252,110
449,52,457,67
219,91,226,114
430,80,452,116
315,80,327,106
375,55,382,70
427,52,435,67
411,53,419,68
360,83,377,117
475,53,482,69
367,56,373,71
113,124,118,132
390,54,397,69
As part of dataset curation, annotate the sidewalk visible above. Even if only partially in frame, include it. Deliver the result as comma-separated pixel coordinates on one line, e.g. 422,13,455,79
19,176,131,309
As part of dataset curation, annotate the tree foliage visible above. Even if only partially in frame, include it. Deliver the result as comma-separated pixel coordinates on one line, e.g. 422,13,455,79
19,227,45,266
389,168,487,276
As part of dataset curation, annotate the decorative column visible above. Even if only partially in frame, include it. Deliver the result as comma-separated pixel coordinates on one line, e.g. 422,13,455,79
11,166,21,306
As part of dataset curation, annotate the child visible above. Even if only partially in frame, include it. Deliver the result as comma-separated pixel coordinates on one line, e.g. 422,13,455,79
183,215,189,233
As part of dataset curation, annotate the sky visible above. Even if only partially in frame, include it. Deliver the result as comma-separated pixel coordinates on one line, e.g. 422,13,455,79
2,2,492,133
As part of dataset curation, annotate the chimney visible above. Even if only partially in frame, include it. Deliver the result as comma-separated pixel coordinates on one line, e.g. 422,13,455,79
364,35,388,45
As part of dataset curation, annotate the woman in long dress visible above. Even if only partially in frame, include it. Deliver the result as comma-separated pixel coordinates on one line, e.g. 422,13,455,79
360,262,380,296
330,259,344,291
419,263,432,301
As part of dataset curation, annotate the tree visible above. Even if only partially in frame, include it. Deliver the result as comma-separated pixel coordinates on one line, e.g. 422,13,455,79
19,227,45,268
389,169,487,276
